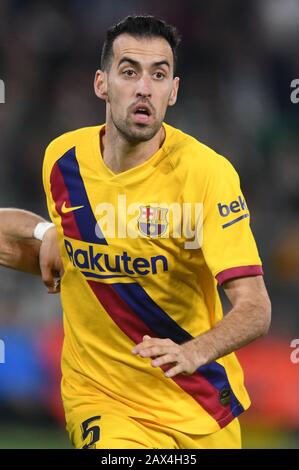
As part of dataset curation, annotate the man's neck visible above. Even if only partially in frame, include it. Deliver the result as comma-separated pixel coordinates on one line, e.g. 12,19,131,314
101,124,165,174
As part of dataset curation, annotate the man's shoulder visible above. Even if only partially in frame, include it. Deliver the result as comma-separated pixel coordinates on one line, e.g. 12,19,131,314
165,123,235,175
44,125,101,161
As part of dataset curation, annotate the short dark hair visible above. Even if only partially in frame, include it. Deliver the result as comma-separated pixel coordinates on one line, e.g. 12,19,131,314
100,15,181,74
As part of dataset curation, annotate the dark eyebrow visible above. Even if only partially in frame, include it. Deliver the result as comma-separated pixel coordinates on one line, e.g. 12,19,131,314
118,57,139,68
153,60,170,69
118,57,171,69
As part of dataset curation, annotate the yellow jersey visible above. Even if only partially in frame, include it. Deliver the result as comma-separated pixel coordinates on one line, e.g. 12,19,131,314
42,123,263,434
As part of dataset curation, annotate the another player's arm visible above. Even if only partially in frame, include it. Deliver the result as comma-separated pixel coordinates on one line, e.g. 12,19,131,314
132,275,271,377
0,208,44,274
0,208,62,293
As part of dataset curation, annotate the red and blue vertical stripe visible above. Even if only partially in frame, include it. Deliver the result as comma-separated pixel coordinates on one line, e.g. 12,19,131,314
50,147,107,244
88,280,244,427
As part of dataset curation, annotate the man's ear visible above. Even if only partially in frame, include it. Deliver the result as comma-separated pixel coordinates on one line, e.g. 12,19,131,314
94,70,108,100
168,77,180,106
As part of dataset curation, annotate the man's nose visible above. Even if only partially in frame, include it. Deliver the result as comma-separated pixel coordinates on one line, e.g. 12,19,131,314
136,75,152,98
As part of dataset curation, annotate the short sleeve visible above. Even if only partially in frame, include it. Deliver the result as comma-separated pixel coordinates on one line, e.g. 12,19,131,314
201,156,263,285
42,143,61,227
42,146,55,224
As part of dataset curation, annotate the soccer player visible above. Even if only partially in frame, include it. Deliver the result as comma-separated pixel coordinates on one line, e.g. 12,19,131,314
0,15,271,449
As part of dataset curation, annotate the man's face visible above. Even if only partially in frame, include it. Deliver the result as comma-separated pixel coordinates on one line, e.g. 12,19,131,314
96,34,179,144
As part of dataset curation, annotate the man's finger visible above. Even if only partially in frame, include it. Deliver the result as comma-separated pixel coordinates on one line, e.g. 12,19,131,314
138,345,173,358
132,337,175,354
139,345,179,359
165,363,184,378
41,265,54,287
41,263,59,293
52,278,61,293
132,337,154,354
47,276,61,294
152,353,177,368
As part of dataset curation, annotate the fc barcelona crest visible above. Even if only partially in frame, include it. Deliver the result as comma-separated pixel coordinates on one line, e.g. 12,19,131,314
138,205,168,237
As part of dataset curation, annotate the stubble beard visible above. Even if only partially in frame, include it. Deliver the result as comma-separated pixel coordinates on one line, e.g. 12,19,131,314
111,110,163,145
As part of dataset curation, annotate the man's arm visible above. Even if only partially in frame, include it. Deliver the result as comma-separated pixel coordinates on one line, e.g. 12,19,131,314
132,276,271,377
0,208,62,293
0,208,44,274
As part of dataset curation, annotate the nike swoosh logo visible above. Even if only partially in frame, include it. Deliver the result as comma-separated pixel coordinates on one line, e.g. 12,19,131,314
61,201,84,214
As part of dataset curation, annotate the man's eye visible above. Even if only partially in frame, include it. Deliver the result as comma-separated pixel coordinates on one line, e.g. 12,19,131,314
154,72,165,80
123,70,136,77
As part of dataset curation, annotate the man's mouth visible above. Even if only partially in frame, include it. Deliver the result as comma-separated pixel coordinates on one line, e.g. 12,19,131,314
132,105,152,124
135,107,150,116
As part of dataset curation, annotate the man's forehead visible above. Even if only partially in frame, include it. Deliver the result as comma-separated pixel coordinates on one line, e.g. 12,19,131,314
112,34,173,65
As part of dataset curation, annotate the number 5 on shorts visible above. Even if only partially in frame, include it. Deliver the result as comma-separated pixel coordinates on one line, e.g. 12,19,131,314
81,416,101,448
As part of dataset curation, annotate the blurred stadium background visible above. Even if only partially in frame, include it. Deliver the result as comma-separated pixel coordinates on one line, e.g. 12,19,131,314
0,0,299,449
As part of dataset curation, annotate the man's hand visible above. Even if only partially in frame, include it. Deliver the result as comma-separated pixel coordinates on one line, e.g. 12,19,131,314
39,226,63,294
132,335,203,378
132,277,271,378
